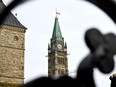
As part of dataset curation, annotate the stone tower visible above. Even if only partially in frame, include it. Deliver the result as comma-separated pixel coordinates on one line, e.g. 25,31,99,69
0,1,26,87
48,16,68,79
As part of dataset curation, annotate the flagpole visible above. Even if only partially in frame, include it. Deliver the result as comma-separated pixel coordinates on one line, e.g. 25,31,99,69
55,8,60,17
56,8,57,17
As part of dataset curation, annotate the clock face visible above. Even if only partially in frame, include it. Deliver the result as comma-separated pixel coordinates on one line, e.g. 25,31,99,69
57,44,62,50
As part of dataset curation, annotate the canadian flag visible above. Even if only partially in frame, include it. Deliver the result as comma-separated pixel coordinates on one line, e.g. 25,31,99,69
56,12,60,15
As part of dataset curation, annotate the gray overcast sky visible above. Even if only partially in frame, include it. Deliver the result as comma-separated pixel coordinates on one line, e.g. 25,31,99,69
3,0,116,87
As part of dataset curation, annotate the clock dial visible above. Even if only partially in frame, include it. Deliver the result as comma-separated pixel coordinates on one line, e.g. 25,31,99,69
57,44,62,50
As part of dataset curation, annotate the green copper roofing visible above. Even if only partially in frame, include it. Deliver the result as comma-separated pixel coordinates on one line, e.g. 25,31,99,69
52,17,62,41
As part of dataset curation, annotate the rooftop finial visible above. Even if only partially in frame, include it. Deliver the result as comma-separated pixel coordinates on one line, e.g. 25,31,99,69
15,13,17,17
56,8,60,17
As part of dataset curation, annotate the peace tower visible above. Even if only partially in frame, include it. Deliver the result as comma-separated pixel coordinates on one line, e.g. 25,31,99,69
48,15,69,79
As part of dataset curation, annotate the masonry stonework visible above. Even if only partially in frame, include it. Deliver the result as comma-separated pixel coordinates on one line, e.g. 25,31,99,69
0,25,26,87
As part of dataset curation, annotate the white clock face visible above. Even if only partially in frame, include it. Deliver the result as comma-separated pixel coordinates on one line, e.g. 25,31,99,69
57,44,62,50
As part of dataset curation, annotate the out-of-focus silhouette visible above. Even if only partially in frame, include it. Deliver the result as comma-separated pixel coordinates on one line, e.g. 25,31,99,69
110,73,116,87
87,0,116,23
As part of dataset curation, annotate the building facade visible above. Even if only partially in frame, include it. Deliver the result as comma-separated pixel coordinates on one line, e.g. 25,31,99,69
0,1,26,87
48,16,68,79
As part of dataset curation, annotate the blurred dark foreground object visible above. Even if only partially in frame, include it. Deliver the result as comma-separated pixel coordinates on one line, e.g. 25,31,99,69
24,28,116,87
87,0,116,23
110,73,116,87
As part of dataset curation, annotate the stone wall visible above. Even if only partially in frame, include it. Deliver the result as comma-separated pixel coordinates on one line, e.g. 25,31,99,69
0,25,26,86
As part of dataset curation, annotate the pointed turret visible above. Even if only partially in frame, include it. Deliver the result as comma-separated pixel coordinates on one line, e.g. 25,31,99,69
48,43,51,49
52,17,62,41
64,42,67,52
64,42,67,48
48,43,51,53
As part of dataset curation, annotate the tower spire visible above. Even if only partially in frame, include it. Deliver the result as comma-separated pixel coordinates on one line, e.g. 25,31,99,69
52,10,62,41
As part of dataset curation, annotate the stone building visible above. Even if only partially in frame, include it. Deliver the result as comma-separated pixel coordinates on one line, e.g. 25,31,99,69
0,0,27,87
48,15,69,79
